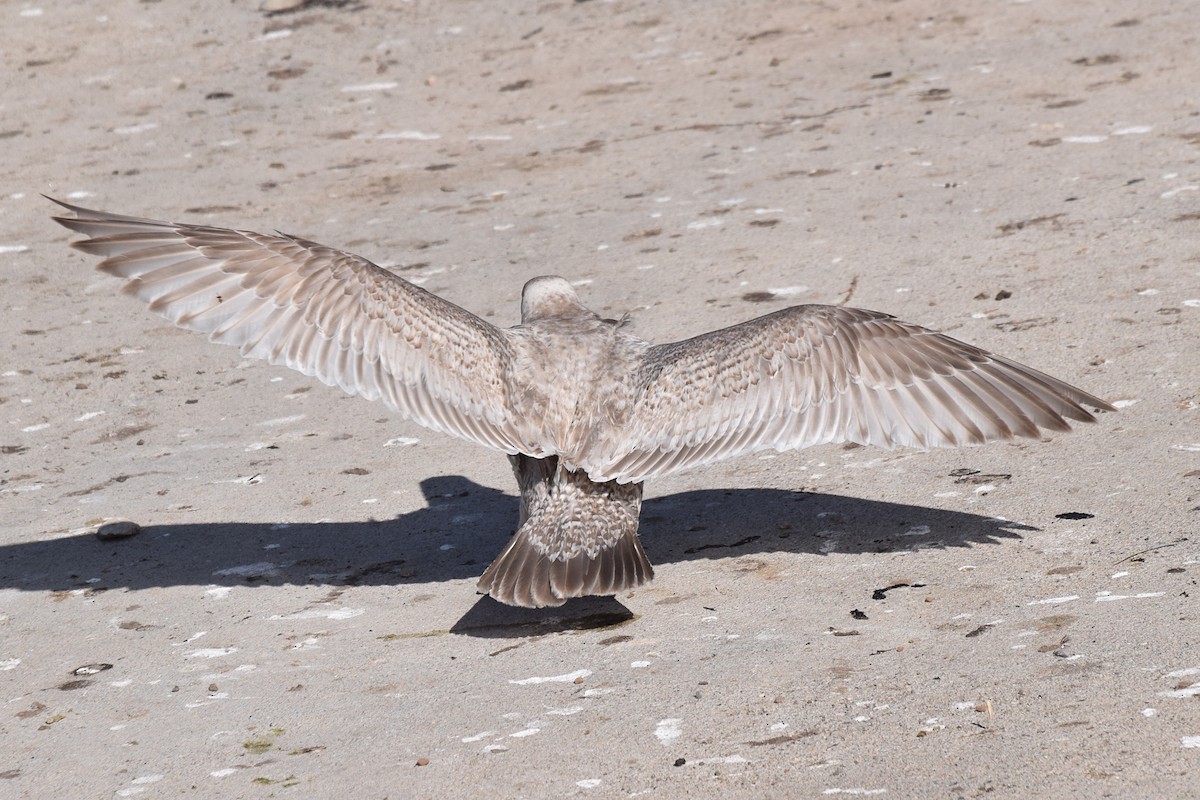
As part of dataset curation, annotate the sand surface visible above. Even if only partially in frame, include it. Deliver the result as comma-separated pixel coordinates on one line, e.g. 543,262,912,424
3,0,1198,797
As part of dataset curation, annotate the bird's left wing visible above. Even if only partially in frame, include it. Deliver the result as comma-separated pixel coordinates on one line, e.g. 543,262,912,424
50,199,537,455
578,304,1113,483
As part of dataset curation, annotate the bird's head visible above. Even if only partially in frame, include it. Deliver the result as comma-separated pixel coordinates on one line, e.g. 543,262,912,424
520,275,591,323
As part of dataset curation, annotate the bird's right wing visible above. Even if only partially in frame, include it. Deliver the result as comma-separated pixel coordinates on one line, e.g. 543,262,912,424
580,304,1113,483
51,199,538,455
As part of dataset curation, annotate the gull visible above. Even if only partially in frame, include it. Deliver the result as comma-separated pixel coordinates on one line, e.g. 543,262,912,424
50,199,1113,608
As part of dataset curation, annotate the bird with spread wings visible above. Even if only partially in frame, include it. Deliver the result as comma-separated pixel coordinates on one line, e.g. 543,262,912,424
51,199,1113,607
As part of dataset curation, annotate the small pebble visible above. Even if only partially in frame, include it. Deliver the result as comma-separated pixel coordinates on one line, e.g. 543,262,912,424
415,757,430,767
96,520,140,540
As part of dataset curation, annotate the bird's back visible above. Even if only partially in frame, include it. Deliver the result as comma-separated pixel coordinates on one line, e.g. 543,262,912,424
505,316,649,468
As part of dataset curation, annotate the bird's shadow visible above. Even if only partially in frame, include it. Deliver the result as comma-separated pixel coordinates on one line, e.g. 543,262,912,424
3,476,1032,637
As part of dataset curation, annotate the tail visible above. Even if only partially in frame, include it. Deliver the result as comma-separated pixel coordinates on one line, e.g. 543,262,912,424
477,456,652,608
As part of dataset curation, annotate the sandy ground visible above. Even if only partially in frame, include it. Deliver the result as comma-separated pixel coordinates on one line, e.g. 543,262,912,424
2,0,1198,797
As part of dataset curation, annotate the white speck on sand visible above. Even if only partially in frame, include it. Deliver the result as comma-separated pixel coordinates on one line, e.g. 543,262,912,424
1172,444,1200,452
547,706,584,716
377,130,440,140
461,731,494,743
1142,708,1157,717
686,219,722,230
21,423,50,432
210,768,238,777
205,587,232,599
0,658,20,671
691,755,749,765
1183,299,1200,308
1182,736,1200,748
1095,592,1164,602
510,669,591,685
184,648,237,659
509,727,540,738
1027,595,1079,606
0,244,30,254
132,775,163,785
482,744,508,753
1113,125,1153,135
270,607,364,620
631,660,651,668
1159,683,1200,699
1111,399,1139,409
2,482,44,495
257,414,306,427
1063,135,1107,144
114,122,157,135
342,81,398,92
823,790,887,796
576,779,602,789
1165,668,1200,678
767,285,809,296
655,718,682,746
1161,185,1198,199
75,411,105,421
384,436,419,447
256,29,291,41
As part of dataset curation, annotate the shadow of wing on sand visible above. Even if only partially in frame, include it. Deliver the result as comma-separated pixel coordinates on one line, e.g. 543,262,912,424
2,475,1033,602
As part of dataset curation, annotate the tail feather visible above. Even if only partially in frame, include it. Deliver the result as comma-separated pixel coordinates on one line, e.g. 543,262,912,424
478,455,652,608
478,517,653,608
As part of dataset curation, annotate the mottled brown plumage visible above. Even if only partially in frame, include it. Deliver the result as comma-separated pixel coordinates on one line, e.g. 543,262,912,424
50,199,1114,607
